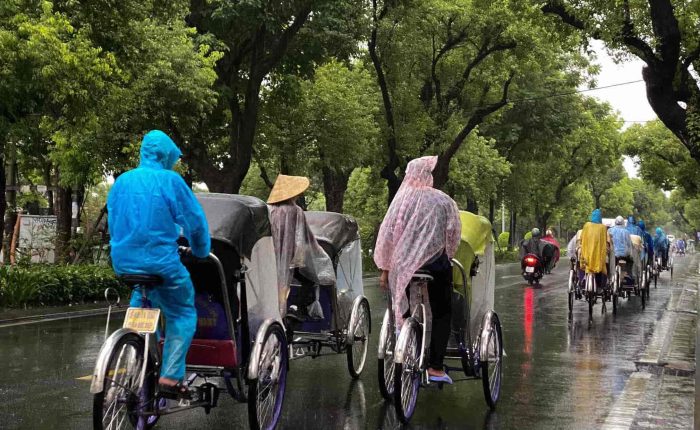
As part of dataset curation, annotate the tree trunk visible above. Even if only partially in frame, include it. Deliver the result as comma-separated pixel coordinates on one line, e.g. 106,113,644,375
369,0,402,204
0,147,5,261
322,166,350,213
3,149,17,264
509,209,517,250
43,163,54,215
488,197,495,224
55,184,73,263
466,197,479,214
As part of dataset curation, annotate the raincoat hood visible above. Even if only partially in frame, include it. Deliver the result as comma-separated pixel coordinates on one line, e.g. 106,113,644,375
628,216,636,225
656,227,664,236
590,209,602,224
639,220,646,231
139,130,182,170
615,216,625,226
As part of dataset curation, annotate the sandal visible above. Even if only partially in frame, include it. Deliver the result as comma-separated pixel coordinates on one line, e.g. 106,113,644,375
158,382,192,401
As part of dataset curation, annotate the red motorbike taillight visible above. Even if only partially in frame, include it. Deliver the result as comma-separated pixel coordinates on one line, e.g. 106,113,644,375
525,256,538,265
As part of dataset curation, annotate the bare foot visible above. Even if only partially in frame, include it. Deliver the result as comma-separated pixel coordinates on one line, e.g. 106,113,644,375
159,377,179,387
427,368,446,377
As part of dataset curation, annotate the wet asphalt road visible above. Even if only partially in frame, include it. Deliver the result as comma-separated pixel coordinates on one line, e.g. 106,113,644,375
0,257,691,430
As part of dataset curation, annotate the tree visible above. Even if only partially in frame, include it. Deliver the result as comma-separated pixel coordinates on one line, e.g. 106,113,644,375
622,120,700,194
184,1,366,193
589,161,626,208
369,0,580,202
257,60,380,212
542,0,700,164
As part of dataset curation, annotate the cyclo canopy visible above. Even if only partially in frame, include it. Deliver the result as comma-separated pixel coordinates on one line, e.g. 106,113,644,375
305,211,364,329
451,211,495,342
195,193,281,337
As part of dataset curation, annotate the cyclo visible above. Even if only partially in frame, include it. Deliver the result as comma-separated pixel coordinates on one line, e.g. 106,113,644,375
612,234,647,311
652,245,673,285
568,234,616,318
91,194,289,430
377,211,503,423
286,211,371,378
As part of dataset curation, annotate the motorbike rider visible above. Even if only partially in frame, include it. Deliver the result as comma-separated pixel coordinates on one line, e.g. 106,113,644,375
108,130,211,400
654,227,670,268
542,229,560,272
374,156,461,384
610,216,634,281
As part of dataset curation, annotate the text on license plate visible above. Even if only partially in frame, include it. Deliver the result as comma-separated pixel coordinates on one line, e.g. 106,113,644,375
525,266,535,273
123,307,160,333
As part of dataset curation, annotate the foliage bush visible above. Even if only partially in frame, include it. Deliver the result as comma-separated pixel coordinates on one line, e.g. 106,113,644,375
497,232,510,249
495,249,519,264
0,264,126,309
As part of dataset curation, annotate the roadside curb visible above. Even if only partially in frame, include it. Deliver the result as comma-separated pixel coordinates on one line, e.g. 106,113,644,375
0,306,124,328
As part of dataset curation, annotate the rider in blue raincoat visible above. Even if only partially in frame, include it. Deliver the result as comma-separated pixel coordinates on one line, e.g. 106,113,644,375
625,216,644,238
638,220,654,266
653,227,670,268
609,216,632,258
108,130,210,398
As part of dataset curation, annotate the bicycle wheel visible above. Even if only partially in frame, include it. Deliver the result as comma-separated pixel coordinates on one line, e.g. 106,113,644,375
481,313,503,409
394,322,421,424
568,270,575,314
377,309,396,400
248,324,288,430
93,333,154,430
347,299,370,378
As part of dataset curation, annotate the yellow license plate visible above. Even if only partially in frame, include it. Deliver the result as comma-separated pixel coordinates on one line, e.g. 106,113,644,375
123,307,160,333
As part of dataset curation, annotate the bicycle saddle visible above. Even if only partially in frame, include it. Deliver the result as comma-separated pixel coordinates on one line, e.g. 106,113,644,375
119,274,164,288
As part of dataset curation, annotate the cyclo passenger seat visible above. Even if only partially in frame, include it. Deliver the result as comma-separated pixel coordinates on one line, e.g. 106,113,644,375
119,274,164,289
413,269,434,282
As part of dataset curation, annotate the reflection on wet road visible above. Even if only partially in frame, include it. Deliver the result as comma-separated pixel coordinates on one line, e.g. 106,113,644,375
0,257,691,429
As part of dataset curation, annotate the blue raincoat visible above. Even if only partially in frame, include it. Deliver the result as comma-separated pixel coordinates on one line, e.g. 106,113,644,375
609,224,632,258
653,227,669,254
638,220,654,262
108,130,211,381
625,216,644,238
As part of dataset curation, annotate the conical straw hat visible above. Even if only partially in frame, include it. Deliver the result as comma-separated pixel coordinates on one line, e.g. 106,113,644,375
267,174,310,204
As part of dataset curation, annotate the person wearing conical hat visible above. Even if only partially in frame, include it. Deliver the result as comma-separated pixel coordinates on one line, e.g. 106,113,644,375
267,175,335,316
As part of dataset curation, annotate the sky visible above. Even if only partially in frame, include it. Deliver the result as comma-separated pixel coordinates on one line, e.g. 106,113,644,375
585,40,659,178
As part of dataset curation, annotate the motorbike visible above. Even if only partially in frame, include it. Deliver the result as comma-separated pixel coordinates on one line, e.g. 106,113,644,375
521,253,544,285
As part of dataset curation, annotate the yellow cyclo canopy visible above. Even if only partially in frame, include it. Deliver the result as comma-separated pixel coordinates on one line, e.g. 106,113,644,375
451,211,496,341
453,211,494,287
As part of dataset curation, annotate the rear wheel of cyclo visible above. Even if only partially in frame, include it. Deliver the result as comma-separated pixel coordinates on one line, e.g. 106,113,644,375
347,299,371,379
93,333,158,430
568,270,575,314
394,322,421,424
248,324,288,430
480,313,503,409
377,310,396,400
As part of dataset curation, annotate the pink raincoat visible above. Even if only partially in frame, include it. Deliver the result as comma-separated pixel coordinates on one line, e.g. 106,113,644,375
374,156,461,325
269,201,336,316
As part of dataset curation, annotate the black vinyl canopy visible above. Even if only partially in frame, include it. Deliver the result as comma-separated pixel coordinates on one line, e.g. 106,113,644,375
305,211,360,255
196,193,271,259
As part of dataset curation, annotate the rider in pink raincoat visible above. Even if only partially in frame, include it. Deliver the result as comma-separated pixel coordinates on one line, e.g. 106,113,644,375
374,156,461,383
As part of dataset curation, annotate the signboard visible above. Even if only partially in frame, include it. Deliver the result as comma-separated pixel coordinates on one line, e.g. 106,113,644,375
123,308,161,333
18,215,57,263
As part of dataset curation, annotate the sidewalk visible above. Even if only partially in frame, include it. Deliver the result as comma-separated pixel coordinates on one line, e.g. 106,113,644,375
622,257,697,430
